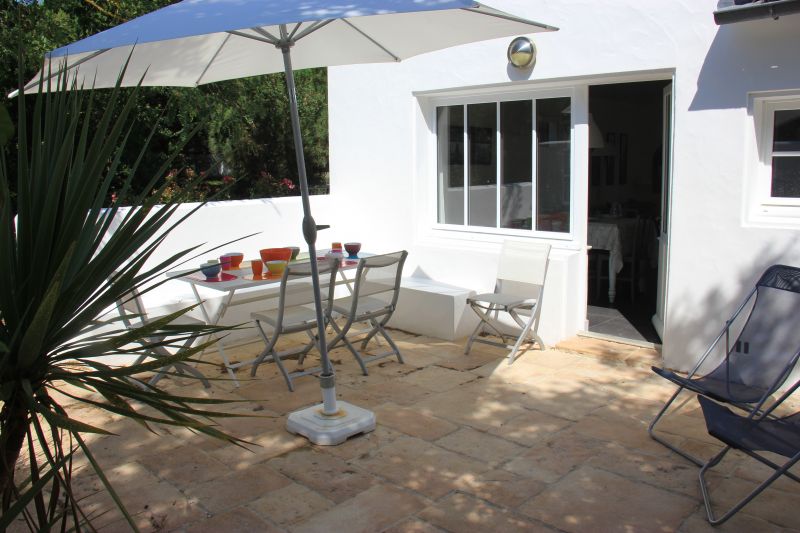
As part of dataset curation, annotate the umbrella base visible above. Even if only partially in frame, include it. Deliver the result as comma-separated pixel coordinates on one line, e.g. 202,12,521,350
286,401,376,445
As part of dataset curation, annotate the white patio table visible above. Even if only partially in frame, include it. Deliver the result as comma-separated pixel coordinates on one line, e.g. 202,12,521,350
167,254,366,386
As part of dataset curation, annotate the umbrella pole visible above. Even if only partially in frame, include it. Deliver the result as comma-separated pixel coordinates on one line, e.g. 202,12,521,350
279,44,337,415
280,36,376,445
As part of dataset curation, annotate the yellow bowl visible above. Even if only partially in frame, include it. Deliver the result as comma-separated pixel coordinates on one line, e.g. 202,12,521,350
266,260,288,277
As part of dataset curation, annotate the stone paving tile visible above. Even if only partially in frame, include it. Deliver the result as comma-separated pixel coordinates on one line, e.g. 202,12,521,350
503,429,606,484
315,425,403,461
181,507,281,533
487,408,573,447
183,463,292,514
82,461,205,531
382,518,443,533
247,482,335,527
585,444,701,497
556,336,638,361
373,403,459,441
419,492,553,533
679,510,798,533
337,380,434,408
136,444,231,490
208,414,308,468
357,435,490,499
435,427,525,466
413,382,529,431
398,365,479,392
292,484,427,533
453,468,547,509
268,448,377,503
706,475,800,528
569,409,675,458
37,338,800,532
519,466,697,532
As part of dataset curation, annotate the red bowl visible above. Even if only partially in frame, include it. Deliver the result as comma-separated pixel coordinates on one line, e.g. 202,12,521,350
260,247,292,263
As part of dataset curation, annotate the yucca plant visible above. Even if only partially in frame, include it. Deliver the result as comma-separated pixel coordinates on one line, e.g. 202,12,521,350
0,63,246,531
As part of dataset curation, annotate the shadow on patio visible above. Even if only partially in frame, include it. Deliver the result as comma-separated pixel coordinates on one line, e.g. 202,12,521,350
32,332,800,532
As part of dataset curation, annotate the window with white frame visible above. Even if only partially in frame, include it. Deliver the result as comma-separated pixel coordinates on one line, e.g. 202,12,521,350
436,96,572,234
759,97,800,206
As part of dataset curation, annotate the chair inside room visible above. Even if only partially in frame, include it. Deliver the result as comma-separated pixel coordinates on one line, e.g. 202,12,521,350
115,285,211,389
697,391,800,525
464,241,551,364
327,250,408,372
250,258,339,392
649,264,800,465
594,215,644,302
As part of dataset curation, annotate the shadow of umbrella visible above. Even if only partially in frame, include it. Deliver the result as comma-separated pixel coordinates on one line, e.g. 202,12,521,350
22,0,557,444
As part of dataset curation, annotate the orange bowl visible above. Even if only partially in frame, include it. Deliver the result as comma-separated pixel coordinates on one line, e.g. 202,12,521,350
260,247,292,263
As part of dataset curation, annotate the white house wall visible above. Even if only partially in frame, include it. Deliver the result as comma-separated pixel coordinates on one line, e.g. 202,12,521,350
327,0,800,371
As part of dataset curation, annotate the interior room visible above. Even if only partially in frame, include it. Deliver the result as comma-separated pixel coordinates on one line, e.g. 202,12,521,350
586,80,670,344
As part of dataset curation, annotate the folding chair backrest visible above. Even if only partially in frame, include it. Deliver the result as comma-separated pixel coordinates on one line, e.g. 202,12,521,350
710,265,800,397
279,258,339,312
496,241,551,299
350,251,408,309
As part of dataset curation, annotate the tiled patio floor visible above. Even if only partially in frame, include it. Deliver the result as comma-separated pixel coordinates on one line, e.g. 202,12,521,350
32,332,800,532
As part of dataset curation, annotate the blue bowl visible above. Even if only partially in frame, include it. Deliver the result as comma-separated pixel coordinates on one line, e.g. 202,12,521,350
200,262,222,279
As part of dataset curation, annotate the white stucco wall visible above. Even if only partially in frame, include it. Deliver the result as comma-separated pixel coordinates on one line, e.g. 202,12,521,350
326,0,800,370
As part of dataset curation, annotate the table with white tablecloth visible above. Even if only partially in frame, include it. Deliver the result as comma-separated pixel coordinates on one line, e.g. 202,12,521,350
588,218,641,304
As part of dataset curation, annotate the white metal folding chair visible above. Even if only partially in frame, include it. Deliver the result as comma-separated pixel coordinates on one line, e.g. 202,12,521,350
464,241,551,364
115,287,211,388
250,258,339,391
328,251,408,372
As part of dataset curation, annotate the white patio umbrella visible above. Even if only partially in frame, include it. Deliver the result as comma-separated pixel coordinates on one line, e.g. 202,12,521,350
24,0,556,444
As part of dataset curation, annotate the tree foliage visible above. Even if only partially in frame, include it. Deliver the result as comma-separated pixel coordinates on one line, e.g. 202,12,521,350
0,0,329,203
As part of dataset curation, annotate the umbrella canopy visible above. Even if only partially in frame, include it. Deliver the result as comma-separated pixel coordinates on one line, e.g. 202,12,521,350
25,0,556,443
19,0,555,94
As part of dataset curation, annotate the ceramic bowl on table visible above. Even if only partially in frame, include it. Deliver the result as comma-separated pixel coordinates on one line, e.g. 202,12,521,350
219,254,235,271
344,242,361,259
200,262,222,279
265,260,288,278
287,246,301,261
260,247,293,264
227,252,244,269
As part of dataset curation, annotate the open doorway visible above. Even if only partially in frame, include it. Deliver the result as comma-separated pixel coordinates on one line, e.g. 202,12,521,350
586,80,670,344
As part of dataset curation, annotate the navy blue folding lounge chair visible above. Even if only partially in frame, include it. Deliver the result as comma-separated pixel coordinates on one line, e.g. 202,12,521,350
649,265,800,465
697,394,800,525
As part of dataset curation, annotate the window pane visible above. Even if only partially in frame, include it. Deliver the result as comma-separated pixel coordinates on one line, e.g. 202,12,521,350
436,106,464,224
773,110,800,152
771,156,800,198
468,103,497,227
500,100,533,229
536,97,571,233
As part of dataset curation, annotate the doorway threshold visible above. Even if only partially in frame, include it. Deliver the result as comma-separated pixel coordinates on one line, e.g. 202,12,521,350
578,330,661,350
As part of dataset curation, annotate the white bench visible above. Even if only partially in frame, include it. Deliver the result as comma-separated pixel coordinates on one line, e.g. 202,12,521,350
389,277,477,341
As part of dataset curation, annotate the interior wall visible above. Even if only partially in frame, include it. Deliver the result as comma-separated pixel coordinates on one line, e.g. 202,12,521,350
589,81,666,218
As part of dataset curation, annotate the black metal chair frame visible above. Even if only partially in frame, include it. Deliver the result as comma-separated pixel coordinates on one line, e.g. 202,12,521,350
697,383,800,525
649,264,800,466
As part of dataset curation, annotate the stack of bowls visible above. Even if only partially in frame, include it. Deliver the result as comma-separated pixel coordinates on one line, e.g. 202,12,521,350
260,247,293,264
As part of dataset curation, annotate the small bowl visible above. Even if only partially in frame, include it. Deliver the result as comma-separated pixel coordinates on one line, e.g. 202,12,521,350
344,242,361,259
226,252,244,268
266,260,288,277
200,262,222,279
219,254,235,270
287,246,301,261
260,247,292,264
